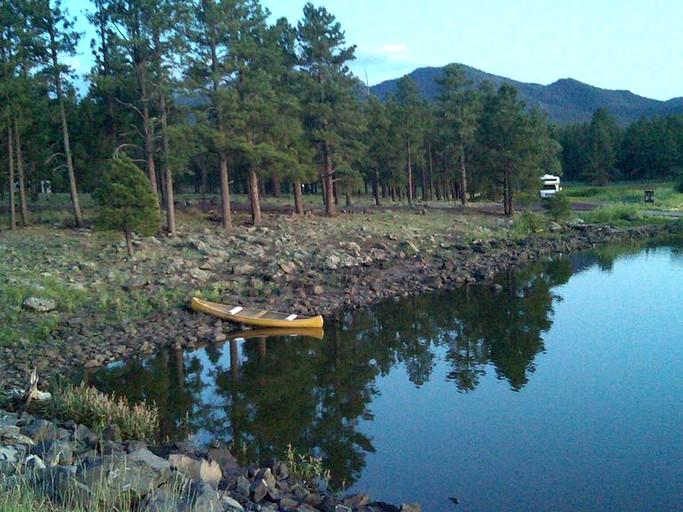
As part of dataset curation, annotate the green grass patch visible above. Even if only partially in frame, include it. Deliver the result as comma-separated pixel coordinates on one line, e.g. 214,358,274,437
563,181,682,206
582,204,644,225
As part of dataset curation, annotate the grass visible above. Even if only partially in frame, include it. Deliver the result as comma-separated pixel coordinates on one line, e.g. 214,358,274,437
0,465,188,512
283,444,331,489
0,216,202,347
581,203,644,225
48,383,160,442
563,181,683,210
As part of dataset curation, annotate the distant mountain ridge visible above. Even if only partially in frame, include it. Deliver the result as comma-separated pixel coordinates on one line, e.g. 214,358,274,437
369,64,683,125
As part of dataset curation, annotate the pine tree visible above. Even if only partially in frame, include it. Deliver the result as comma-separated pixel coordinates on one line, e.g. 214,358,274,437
186,0,238,229
93,155,161,256
477,84,545,216
436,64,480,207
389,76,427,204
32,0,84,227
584,108,620,185
296,2,361,216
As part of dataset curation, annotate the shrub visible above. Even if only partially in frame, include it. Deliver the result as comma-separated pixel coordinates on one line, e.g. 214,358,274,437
283,444,331,489
93,156,161,256
49,383,159,442
515,210,545,235
542,192,572,221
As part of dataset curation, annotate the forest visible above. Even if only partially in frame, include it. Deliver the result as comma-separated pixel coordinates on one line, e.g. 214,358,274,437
2,0,683,233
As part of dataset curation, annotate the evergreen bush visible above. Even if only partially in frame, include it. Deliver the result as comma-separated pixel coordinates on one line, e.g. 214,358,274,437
542,192,572,221
93,157,161,256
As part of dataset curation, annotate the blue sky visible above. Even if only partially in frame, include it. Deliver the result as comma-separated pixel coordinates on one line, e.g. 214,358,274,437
66,0,683,101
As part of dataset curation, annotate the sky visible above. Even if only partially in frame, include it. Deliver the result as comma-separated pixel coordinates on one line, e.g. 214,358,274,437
67,0,683,101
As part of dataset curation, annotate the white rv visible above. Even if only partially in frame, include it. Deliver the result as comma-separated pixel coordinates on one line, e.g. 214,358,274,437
539,174,562,199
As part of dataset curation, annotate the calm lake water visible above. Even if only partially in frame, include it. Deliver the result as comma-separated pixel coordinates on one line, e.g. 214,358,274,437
86,243,683,512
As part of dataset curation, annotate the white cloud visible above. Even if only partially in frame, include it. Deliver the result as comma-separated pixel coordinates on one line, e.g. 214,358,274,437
381,44,408,54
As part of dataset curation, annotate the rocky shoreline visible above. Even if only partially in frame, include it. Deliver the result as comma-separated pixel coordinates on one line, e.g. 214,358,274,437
1,217,678,390
0,407,419,511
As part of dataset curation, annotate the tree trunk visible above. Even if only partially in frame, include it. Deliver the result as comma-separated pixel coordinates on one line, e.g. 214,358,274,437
140,74,158,197
421,146,428,201
47,21,82,228
159,95,176,235
459,146,468,207
427,142,434,201
406,139,413,204
249,169,262,225
56,76,83,228
374,168,381,206
504,164,513,216
271,173,281,197
14,119,28,225
293,180,304,215
219,155,232,229
125,229,134,256
323,144,336,216
153,29,176,235
7,127,16,230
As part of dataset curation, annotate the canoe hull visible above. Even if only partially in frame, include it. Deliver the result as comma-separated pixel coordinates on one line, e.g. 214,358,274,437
190,297,324,328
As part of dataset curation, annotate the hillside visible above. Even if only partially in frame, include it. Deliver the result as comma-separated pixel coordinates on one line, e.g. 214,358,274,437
369,64,683,125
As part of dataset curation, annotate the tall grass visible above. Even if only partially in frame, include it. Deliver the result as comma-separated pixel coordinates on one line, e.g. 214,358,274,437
49,383,159,442
582,204,643,225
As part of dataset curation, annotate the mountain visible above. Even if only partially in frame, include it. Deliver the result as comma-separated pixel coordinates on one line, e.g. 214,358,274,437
369,64,683,125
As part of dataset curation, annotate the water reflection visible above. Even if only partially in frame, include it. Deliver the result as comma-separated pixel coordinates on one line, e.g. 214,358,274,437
85,255,579,488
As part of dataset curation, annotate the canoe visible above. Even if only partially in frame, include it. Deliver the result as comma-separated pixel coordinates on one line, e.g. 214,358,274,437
226,327,325,340
190,297,324,328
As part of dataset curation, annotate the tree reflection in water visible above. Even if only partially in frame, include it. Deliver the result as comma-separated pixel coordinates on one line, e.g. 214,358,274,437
85,255,576,489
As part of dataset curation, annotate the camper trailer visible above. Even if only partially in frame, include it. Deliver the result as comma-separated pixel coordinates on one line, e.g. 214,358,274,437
539,174,561,199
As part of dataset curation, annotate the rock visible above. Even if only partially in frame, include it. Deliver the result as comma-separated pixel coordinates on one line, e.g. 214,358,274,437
101,424,122,443
24,454,47,471
279,261,297,274
343,241,362,256
169,453,198,477
280,496,300,509
128,448,170,473
20,419,56,442
400,504,422,512
251,477,269,502
0,425,21,438
368,502,400,512
22,297,57,312
233,263,255,276
190,482,224,512
198,459,222,488
549,221,563,232
207,447,240,475
222,495,245,511
344,494,370,508
139,487,178,512
190,268,212,281
325,255,341,270
34,440,74,466
235,475,251,497
0,446,19,463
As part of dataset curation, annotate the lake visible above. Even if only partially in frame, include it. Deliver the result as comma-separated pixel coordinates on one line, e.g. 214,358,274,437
86,242,683,511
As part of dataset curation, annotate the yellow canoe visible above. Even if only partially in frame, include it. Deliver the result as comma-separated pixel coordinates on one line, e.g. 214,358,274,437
190,297,324,328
